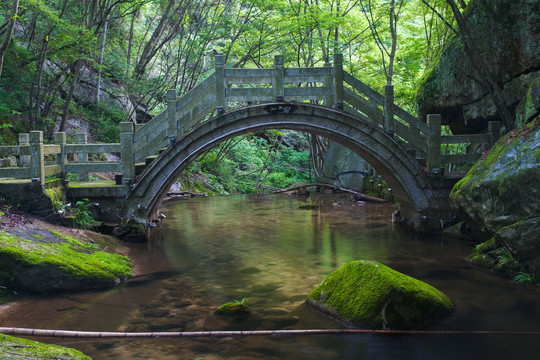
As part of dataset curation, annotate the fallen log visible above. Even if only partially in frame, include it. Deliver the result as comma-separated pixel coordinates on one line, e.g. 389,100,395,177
166,191,207,197
1,326,539,339
272,183,387,203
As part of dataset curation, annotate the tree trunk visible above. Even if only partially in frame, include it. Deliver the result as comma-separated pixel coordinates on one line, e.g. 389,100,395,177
59,60,83,132
96,19,109,114
0,0,20,78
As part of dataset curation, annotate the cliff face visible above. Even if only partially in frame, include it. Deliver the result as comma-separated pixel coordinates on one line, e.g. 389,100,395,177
416,0,540,134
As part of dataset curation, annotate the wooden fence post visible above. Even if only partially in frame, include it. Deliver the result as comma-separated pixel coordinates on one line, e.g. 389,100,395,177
120,122,135,184
274,55,284,102
215,54,226,114
333,53,344,110
54,132,66,178
29,131,44,185
18,133,30,168
383,85,395,135
77,133,88,181
427,114,442,173
167,89,178,143
488,121,502,146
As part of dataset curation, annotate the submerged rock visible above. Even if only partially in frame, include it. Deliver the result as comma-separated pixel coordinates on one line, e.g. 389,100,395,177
306,260,454,329
215,301,250,321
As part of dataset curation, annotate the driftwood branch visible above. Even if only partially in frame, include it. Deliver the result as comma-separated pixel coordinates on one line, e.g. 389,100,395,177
166,191,207,197
273,183,387,203
1,326,538,339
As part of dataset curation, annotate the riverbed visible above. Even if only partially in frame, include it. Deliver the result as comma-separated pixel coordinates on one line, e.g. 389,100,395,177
1,193,540,359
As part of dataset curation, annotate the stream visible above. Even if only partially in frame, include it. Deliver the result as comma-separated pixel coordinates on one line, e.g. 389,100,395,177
1,193,540,359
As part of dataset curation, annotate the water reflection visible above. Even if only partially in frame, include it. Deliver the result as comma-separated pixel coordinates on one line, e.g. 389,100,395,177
1,194,540,359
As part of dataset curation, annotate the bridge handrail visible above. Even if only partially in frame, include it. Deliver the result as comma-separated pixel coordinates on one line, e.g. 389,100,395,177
0,129,130,185
0,55,504,188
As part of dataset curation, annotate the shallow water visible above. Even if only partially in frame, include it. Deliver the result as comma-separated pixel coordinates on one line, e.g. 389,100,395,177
2,194,540,359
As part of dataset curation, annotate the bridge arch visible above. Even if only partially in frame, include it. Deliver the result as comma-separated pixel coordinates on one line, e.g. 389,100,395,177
126,103,436,229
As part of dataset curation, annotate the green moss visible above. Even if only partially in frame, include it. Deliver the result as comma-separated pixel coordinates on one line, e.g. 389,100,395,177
68,180,118,188
306,260,454,329
0,231,132,292
0,334,91,359
474,237,497,253
215,302,250,320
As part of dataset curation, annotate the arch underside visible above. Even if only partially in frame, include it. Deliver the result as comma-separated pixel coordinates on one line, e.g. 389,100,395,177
127,103,435,229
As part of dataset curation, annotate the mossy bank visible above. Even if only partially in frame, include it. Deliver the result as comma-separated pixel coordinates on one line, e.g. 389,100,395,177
306,260,454,329
0,219,133,294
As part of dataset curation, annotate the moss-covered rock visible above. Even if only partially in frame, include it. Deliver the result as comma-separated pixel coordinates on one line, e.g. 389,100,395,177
306,260,454,329
215,301,250,320
0,334,91,359
451,118,540,279
0,230,133,293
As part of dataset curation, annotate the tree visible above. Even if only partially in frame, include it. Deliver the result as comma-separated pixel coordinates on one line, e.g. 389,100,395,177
0,0,19,78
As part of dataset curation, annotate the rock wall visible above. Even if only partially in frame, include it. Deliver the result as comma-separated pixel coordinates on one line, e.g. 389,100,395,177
74,65,152,123
417,0,540,133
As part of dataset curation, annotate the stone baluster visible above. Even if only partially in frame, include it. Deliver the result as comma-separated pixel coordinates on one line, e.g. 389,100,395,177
54,132,66,178
427,114,442,173
273,55,284,102
120,122,135,185
29,131,44,185
333,54,344,110
77,133,88,181
215,54,226,115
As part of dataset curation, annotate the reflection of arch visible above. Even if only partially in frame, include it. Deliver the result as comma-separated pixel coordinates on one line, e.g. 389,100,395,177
127,103,435,228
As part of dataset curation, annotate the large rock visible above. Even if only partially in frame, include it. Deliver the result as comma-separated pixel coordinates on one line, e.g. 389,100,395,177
0,334,91,360
306,260,454,329
450,118,540,277
320,142,367,191
450,118,540,241
416,0,540,133
74,65,152,123
0,230,133,293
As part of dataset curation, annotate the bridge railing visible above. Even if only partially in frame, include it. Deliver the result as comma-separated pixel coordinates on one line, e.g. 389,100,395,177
0,123,135,185
0,55,503,186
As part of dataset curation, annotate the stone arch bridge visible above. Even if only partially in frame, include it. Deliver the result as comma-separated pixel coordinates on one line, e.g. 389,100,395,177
0,54,501,233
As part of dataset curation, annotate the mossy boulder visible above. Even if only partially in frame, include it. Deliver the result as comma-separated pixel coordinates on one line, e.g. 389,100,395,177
416,0,540,133
0,230,133,293
215,302,250,320
306,260,454,329
450,119,540,278
0,334,91,359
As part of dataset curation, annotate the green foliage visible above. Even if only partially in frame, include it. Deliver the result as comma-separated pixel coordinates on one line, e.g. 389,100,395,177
188,132,311,195
72,198,95,230
513,272,536,285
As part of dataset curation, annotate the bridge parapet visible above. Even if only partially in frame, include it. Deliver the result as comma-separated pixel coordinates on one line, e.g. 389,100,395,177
1,54,503,203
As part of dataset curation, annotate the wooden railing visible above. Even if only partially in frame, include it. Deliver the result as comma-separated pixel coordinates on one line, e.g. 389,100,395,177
0,54,501,185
